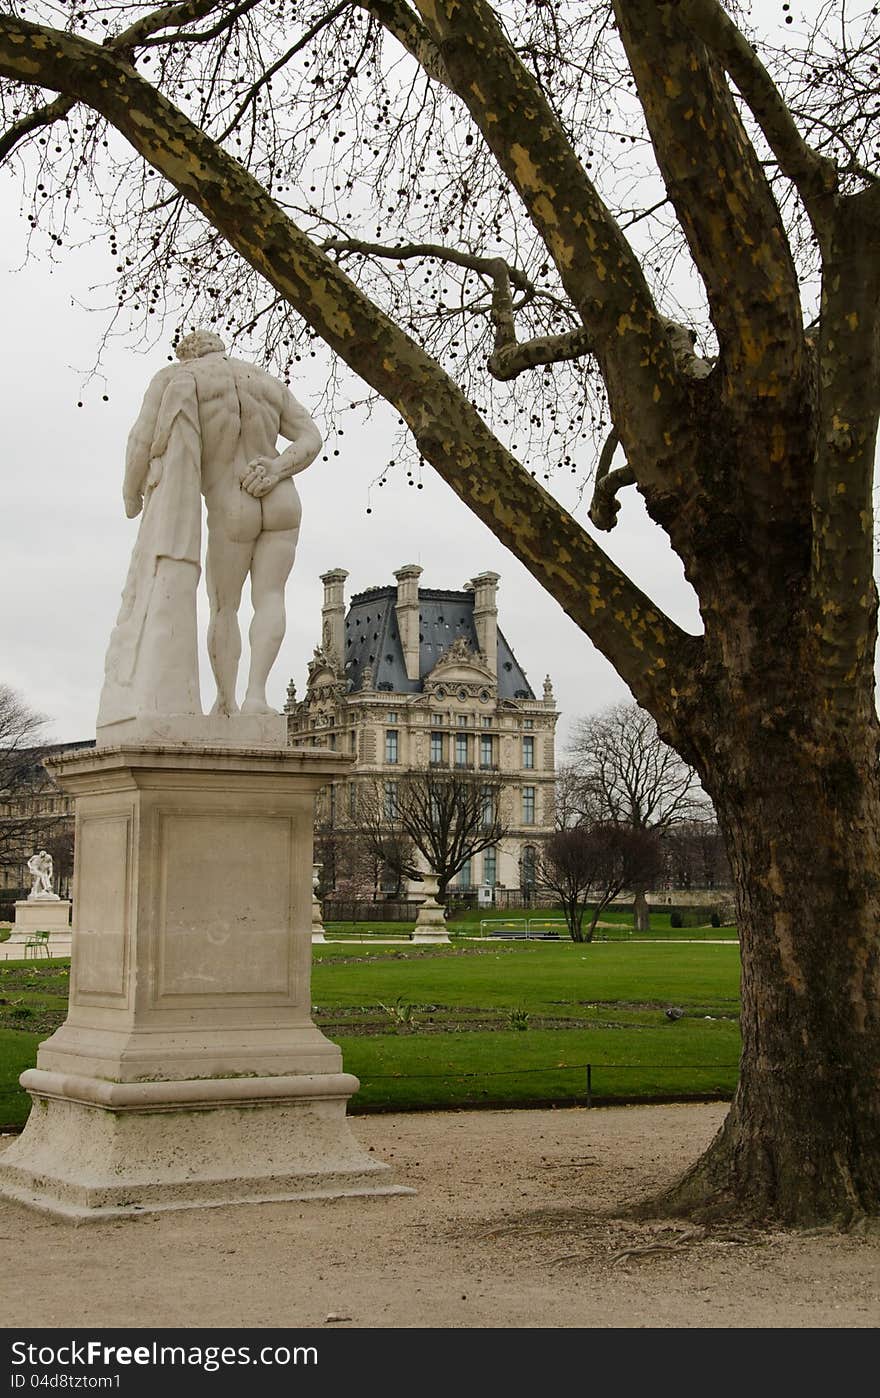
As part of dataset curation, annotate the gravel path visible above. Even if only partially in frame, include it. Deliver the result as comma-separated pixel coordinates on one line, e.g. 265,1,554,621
0,1102,877,1329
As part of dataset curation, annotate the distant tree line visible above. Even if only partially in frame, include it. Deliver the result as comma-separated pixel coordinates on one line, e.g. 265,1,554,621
545,701,730,939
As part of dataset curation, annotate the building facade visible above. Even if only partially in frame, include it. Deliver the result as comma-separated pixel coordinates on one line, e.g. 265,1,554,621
285,566,558,896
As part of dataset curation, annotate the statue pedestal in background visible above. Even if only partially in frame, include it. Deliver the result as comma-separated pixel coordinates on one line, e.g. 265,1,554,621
11,901,71,937
11,851,71,940
0,743,409,1219
311,864,327,944
411,873,451,945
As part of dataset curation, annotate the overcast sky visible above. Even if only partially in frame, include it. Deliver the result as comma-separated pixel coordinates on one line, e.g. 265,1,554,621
0,116,699,756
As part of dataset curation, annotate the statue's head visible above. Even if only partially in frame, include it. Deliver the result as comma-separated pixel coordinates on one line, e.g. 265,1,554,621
175,330,227,361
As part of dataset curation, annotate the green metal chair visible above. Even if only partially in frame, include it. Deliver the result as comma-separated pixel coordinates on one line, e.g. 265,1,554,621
23,929,51,959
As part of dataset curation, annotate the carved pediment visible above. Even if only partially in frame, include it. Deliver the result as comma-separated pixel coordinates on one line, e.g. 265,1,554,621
425,636,496,691
306,644,347,698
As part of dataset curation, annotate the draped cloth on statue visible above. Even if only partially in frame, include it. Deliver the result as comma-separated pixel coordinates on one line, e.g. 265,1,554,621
97,372,204,728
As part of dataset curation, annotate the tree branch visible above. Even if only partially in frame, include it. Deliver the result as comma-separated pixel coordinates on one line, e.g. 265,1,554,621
0,12,700,723
321,237,532,294
0,93,73,163
0,0,252,161
588,429,636,532
613,0,804,390
409,0,684,484
135,0,264,49
674,0,839,239
323,235,590,380
357,0,451,88
487,327,594,381
215,1,353,143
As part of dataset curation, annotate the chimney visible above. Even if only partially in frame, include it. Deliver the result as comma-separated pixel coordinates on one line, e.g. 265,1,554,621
470,571,500,675
320,568,348,666
394,564,423,682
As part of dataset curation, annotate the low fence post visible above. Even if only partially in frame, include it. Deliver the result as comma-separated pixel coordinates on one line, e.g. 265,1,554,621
586,1063,592,1108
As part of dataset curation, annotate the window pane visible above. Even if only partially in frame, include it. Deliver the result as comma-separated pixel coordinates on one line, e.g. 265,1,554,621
522,844,536,887
484,847,497,886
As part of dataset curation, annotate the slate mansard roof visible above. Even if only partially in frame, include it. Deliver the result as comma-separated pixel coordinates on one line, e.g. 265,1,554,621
343,586,535,700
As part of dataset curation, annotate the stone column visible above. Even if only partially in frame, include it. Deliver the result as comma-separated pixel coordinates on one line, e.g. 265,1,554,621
0,743,409,1219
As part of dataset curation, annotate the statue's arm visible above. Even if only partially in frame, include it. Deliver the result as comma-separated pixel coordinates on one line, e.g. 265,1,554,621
122,369,173,517
238,380,322,497
272,387,323,480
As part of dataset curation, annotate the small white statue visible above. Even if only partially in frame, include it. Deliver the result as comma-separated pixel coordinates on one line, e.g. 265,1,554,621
26,850,57,901
98,330,323,727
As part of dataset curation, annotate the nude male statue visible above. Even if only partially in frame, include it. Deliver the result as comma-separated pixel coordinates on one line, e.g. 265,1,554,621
27,850,54,899
121,330,322,716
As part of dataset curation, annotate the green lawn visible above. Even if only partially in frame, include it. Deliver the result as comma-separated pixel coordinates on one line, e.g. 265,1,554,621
326,903,738,941
0,940,741,1126
337,1022,740,1112
312,939,741,1013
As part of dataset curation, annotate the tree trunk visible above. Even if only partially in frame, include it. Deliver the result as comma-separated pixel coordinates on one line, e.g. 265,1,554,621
564,901,586,943
632,888,651,933
647,715,880,1225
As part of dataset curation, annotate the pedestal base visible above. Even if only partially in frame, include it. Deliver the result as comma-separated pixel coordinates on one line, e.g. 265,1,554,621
0,742,409,1220
411,907,451,944
13,900,71,934
0,1070,410,1221
96,713,287,748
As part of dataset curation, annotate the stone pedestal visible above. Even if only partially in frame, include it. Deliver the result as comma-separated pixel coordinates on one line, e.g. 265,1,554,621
411,874,451,944
0,743,409,1220
11,900,71,936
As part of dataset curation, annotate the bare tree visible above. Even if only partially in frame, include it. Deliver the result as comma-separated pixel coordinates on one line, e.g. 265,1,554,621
568,703,709,930
662,820,731,895
358,771,508,900
553,761,601,832
345,790,416,898
2,1,879,1223
538,823,663,943
0,685,58,881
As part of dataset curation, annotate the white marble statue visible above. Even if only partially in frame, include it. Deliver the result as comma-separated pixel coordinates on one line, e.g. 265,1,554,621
26,850,57,901
97,330,323,727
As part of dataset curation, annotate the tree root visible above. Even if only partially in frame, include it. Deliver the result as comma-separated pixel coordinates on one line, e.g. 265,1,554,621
611,1225,705,1264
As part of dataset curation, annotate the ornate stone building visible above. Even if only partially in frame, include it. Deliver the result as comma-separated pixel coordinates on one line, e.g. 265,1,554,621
285,566,558,895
